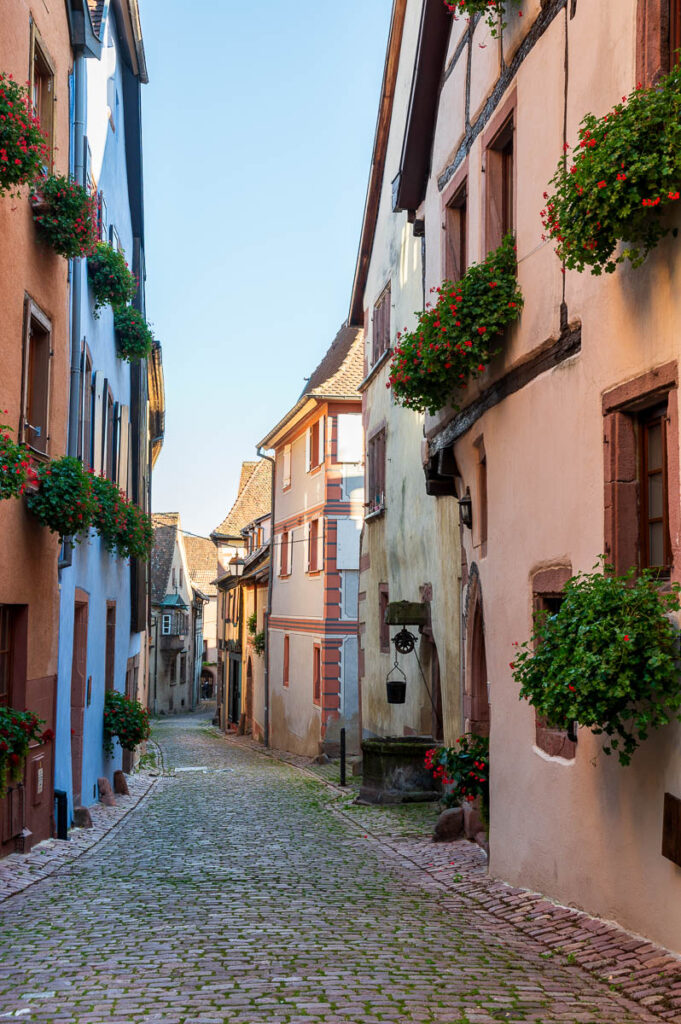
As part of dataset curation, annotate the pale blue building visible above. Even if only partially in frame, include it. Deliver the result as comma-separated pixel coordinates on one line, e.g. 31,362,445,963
55,0,155,818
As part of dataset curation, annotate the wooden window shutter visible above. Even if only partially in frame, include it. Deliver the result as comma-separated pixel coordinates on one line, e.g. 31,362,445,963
318,416,325,467
92,372,105,475
316,518,324,574
305,429,311,472
305,522,311,570
117,405,130,495
283,444,291,488
112,402,120,485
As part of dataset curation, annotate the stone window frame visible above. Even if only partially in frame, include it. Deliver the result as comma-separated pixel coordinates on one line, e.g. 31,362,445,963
636,0,681,88
531,565,576,760
602,362,679,577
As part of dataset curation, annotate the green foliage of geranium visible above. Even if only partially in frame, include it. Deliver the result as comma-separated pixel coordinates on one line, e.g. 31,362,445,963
26,456,95,541
113,305,154,362
444,0,521,36
92,474,153,560
31,173,98,258
0,423,38,500
0,73,48,195
0,707,44,798
425,734,489,822
103,689,150,757
88,242,137,316
512,563,681,765
247,612,257,635
542,63,681,274
253,631,265,656
389,234,523,414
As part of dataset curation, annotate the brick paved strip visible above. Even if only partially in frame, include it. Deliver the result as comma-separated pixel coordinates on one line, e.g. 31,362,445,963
236,731,681,1024
0,764,160,904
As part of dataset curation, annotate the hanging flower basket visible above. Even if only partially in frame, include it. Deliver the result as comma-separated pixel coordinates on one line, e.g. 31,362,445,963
542,63,681,274
31,173,98,258
103,690,151,757
87,242,137,316
443,0,522,36
511,563,681,765
0,73,48,195
0,707,44,798
0,424,38,501
26,456,95,541
92,475,153,560
389,234,523,414
113,305,155,363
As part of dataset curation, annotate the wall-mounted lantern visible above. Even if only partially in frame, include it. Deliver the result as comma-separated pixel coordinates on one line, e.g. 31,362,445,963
458,490,473,530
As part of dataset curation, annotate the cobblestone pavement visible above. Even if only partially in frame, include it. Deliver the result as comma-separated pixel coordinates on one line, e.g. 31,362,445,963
0,712,670,1024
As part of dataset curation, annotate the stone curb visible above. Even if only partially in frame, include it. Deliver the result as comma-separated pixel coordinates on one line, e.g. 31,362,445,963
222,729,681,1024
0,765,162,904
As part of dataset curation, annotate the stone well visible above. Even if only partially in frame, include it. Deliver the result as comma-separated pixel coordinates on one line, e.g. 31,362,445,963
358,736,441,805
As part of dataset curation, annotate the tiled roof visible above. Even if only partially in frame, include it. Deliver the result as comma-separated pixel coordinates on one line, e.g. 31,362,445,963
183,533,218,599
151,513,181,605
212,460,272,539
259,323,363,448
303,323,364,399
87,0,106,37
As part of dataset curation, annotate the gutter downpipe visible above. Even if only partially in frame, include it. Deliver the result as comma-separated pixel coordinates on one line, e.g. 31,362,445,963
256,446,275,748
67,50,86,459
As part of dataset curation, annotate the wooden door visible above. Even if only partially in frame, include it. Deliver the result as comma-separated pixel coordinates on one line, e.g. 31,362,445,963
70,599,88,807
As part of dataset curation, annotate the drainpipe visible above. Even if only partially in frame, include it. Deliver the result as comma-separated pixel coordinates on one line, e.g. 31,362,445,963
256,446,275,748
67,51,86,459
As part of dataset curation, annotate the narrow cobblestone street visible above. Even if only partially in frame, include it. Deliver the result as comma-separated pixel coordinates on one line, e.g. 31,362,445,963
0,712,668,1024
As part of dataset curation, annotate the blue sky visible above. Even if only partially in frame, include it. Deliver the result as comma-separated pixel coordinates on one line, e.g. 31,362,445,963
143,0,393,536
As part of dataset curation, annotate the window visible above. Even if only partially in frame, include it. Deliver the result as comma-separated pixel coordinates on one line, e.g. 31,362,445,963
313,644,321,705
445,182,467,283
161,614,171,635
283,444,292,489
78,347,93,468
105,602,116,691
603,367,676,576
673,0,681,66
486,116,514,251
639,407,672,572
0,607,15,708
29,24,55,168
21,299,52,455
379,584,390,654
367,428,386,515
372,285,391,364
98,193,108,242
531,567,575,759
170,656,177,685
283,634,290,688
637,0,681,86
308,519,322,573
172,568,176,588
475,439,488,550
308,418,325,471
180,655,187,685
179,567,183,588
103,388,115,481
279,530,290,576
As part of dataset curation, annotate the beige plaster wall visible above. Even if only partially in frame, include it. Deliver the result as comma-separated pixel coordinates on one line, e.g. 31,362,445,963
269,627,322,756
420,0,681,952
359,0,461,746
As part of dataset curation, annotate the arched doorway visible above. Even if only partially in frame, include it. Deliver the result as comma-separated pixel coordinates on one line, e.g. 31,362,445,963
419,632,444,742
464,569,490,737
